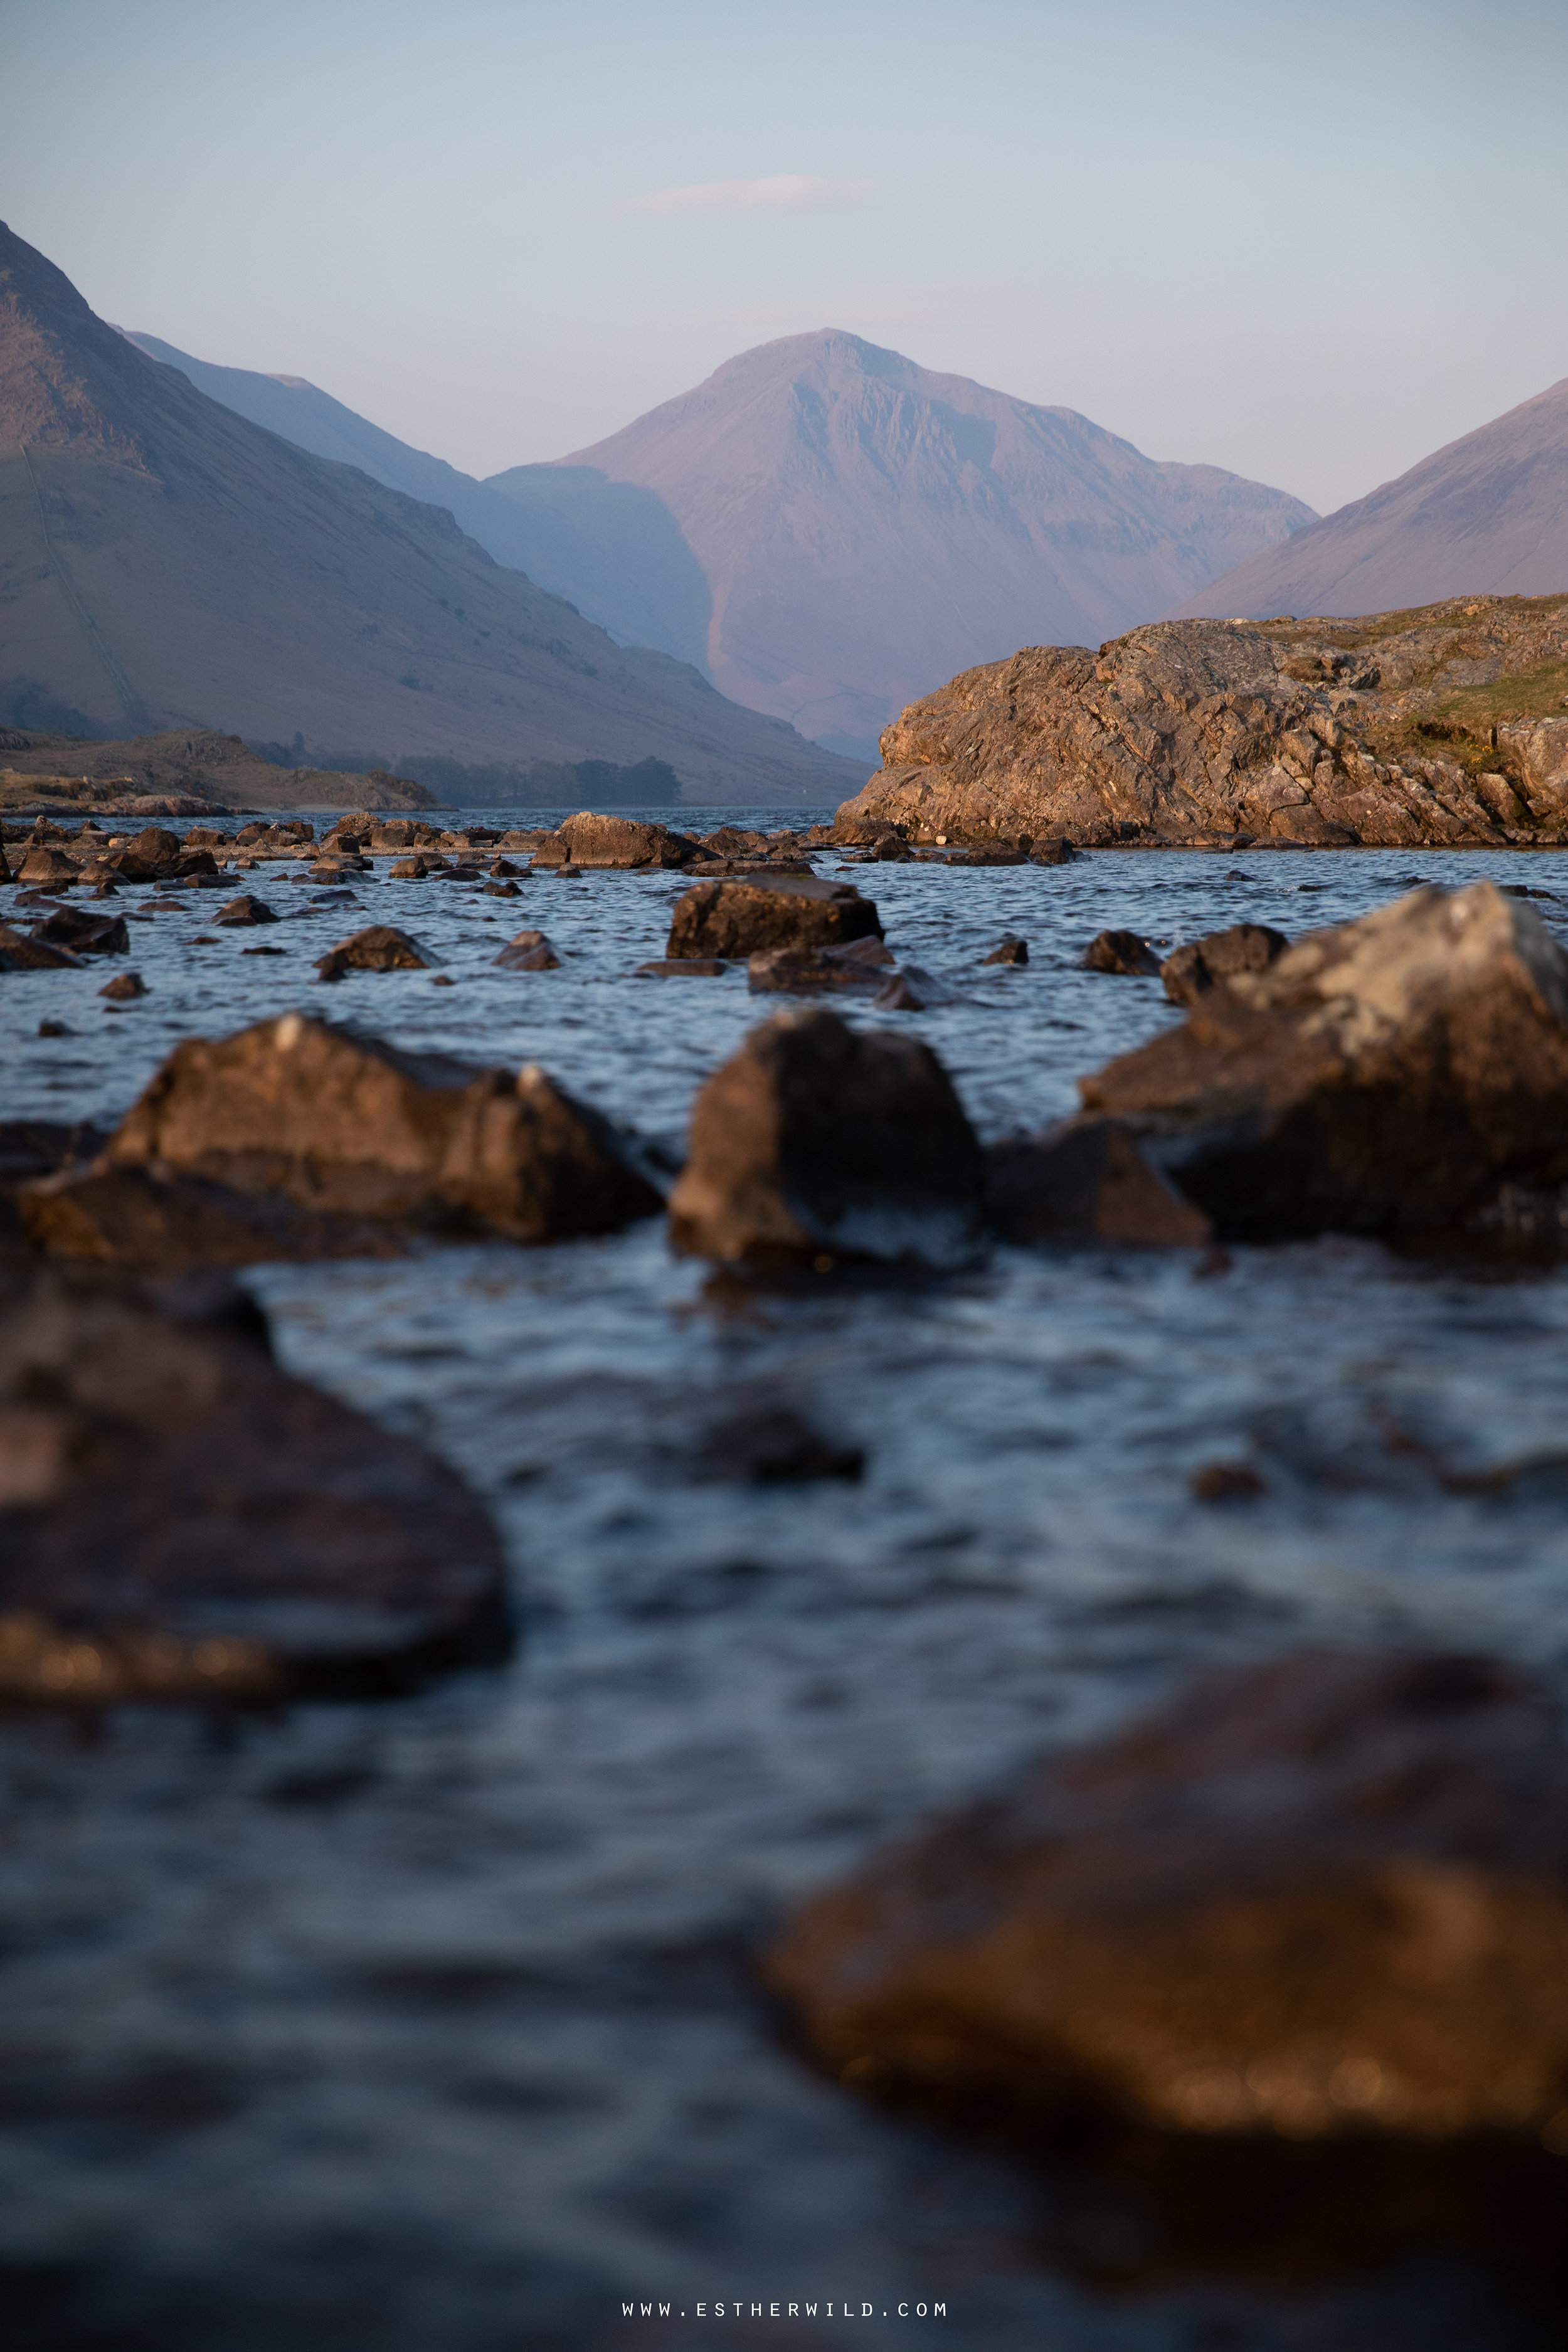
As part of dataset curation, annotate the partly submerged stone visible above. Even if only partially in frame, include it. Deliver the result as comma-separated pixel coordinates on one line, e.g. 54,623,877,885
0,1265,508,1704
1084,930,1161,977
314,924,437,981
20,1163,402,1269
0,924,82,972
667,1008,984,1268
1082,881,1568,1242
28,907,129,956
534,813,701,869
985,1118,1212,1248
746,937,894,995
980,934,1029,966
492,929,561,972
98,971,147,1000
635,958,729,978
668,875,884,961
105,1012,661,1242
765,1647,1568,2149
872,965,959,1011
215,893,279,926
1160,921,1289,1007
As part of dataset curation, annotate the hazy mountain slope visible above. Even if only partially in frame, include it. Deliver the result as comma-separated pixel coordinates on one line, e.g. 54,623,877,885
521,331,1316,753
121,332,710,669
1173,377,1568,620
0,226,853,800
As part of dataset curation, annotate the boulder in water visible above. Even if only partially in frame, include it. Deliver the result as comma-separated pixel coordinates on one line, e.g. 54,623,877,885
0,1265,508,1704
668,1008,984,1268
1083,881,1568,1241
1160,921,1289,1006
668,875,883,961
985,1118,1212,1248
314,925,437,980
105,1013,661,1242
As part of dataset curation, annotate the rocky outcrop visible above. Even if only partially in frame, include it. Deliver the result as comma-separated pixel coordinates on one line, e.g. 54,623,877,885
765,1647,1568,2149
1081,881,1568,1241
0,1265,507,1703
667,1009,985,1269
103,1014,662,1242
837,598,1568,847
1160,922,1288,1006
667,876,883,961
985,1120,1212,1248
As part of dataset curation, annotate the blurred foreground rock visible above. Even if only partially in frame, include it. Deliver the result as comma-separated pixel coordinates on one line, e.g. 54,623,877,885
78,1014,661,1245
765,1648,1568,2151
668,1009,983,1269
0,1265,508,1704
986,1120,1212,1248
1082,882,1568,1241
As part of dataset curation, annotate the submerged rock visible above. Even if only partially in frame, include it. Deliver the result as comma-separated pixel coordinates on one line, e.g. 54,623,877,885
980,934,1029,965
985,1119,1212,1248
668,1008,984,1268
28,906,129,956
1083,930,1160,976
872,965,959,1011
634,958,728,978
21,1163,403,1269
214,893,279,927
105,1013,662,1242
668,875,884,961
747,937,894,995
98,971,147,1000
1160,921,1289,1006
0,923,82,972
1082,881,1568,1242
492,929,561,972
765,1647,1568,2148
314,925,437,980
0,1265,508,1704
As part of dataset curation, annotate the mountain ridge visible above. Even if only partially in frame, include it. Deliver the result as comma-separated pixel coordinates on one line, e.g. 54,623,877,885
1171,376,1568,620
0,222,853,801
538,329,1316,750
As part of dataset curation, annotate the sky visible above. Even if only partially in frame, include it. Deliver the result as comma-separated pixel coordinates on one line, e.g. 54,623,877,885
5,0,1567,517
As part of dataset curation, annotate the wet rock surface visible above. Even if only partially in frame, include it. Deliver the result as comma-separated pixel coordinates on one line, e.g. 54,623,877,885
667,874,884,960
0,1266,507,1703
534,813,701,869
668,1008,985,1268
105,1013,662,1242
839,595,1568,847
1083,881,1568,1241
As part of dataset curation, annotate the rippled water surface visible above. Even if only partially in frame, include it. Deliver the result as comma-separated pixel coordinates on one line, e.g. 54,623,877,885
5,813,1568,2349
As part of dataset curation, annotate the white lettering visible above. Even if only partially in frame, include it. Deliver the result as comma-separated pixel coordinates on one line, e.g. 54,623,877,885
862,2307,874,2319
622,2306,635,2319
789,2306,799,2318
899,2307,909,2319
660,2306,671,2319
917,2306,926,2318
752,2305,763,2319
934,2304,946,2317
696,2306,705,2318
640,2306,652,2319
770,2306,780,2319
806,2305,818,2318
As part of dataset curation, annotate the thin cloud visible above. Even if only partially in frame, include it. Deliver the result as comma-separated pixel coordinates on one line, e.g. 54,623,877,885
622,175,876,219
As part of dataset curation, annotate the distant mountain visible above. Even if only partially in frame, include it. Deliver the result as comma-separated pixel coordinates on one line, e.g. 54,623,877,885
0,223,852,801
517,331,1316,758
120,332,712,671
1173,377,1568,620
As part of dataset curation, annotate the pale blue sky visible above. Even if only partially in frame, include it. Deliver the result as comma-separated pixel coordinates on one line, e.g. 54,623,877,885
6,0,1566,512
